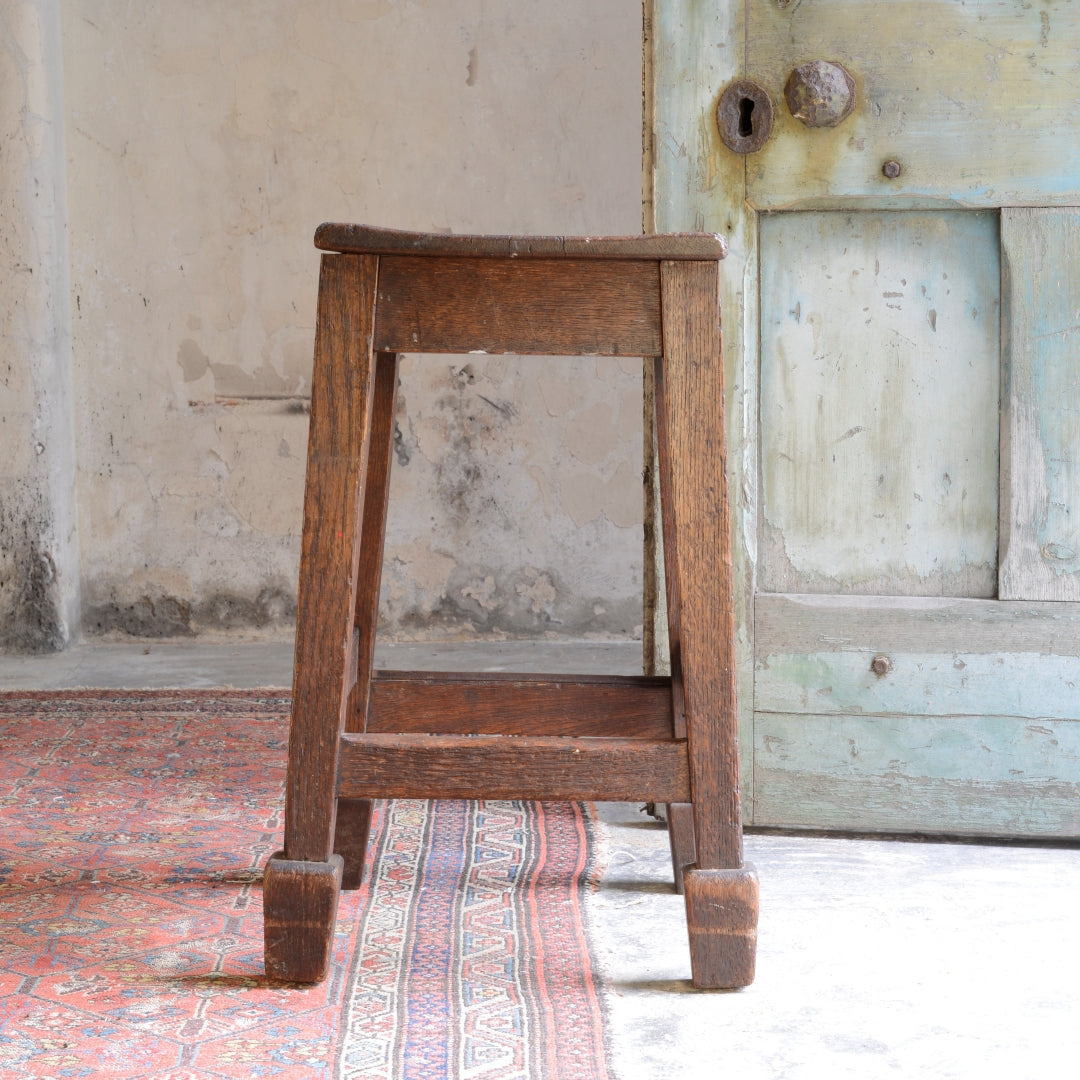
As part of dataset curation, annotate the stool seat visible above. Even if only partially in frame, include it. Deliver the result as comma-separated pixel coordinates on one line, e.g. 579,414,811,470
262,225,758,990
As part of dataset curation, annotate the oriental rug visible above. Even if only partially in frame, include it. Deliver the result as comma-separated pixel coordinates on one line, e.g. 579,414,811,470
0,690,612,1080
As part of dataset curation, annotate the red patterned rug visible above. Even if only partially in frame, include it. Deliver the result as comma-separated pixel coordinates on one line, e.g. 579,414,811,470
0,691,613,1079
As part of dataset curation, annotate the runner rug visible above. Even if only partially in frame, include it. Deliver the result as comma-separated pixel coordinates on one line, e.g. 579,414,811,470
0,690,612,1080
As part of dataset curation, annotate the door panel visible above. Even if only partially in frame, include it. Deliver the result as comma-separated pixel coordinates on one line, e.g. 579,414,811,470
754,594,1080,836
1000,208,1080,600
748,1,1080,208
760,210,1000,596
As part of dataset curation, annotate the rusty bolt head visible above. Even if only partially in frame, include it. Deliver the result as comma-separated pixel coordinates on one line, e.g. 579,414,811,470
871,654,893,677
784,60,856,128
882,160,902,179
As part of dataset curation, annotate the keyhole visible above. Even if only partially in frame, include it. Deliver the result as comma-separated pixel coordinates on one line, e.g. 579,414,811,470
717,78,774,154
738,97,755,138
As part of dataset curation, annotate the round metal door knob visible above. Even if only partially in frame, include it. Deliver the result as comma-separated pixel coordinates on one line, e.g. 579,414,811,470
784,60,856,128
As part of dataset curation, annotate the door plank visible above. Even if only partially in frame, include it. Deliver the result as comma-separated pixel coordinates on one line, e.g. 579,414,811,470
755,713,1080,838
649,0,757,815
748,2,1080,209
1000,208,1080,600
759,211,1000,597
756,594,1080,720
755,594,1080,835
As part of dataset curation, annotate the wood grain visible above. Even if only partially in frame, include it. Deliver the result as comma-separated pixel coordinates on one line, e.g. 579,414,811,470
365,671,674,737
337,734,692,802
284,253,378,864
346,351,399,730
659,259,743,870
334,351,398,890
683,866,758,989
1000,208,1080,600
666,802,698,896
652,355,686,738
263,852,344,983
332,797,373,891
315,222,726,260
373,256,661,356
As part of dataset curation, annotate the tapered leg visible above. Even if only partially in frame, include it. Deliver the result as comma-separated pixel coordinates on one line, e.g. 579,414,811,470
333,798,374,890
666,802,697,895
265,253,380,981
334,350,400,888
659,260,758,987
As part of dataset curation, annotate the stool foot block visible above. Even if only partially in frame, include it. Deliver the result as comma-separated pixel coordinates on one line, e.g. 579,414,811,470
263,852,343,983
684,865,759,989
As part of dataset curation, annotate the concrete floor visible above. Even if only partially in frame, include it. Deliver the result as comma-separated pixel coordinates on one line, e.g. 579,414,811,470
3,639,1079,1079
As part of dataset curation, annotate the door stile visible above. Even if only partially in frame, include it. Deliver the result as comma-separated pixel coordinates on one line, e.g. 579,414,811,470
650,0,758,818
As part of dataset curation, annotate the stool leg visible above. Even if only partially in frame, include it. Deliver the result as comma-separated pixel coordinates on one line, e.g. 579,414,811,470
264,253,380,982
658,260,758,988
335,350,399,889
666,802,697,895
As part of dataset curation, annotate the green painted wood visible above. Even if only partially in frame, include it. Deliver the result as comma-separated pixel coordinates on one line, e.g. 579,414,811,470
1000,208,1080,600
755,713,1080,837
653,1,1080,835
756,594,1080,720
759,210,1000,597
755,594,1080,834
747,1,1080,209
650,0,757,814
759,651,1080,723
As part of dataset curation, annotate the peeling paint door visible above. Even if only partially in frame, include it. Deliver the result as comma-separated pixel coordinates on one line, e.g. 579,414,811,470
650,1,1080,835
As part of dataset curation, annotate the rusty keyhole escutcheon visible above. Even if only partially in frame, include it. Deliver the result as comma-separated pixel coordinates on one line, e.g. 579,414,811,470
717,79,774,155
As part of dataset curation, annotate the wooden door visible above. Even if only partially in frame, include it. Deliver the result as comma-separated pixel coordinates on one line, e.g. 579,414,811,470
649,1,1080,836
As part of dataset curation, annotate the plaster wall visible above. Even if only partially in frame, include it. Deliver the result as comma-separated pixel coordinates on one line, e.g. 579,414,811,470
0,0,80,652
57,1,644,642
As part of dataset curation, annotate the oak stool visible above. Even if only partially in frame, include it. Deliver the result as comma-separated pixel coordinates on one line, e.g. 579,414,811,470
263,224,758,990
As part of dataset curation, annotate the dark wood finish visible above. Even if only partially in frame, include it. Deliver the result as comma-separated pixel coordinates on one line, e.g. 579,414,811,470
346,351,400,731
269,228,755,989
373,256,662,357
338,734,691,803
666,802,698,896
263,852,344,982
284,253,378,864
333,353,398,890
655,353,698,884
659,259,743,872
365,671,674,737
683,866,759,989
333,797,373,891
316,222,727,261
653,356,686,739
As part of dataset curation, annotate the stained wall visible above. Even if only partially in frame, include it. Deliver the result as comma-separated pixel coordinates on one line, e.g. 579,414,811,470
1,1,645,649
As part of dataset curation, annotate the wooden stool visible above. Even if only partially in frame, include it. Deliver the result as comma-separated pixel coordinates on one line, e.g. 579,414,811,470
263,224,758,990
